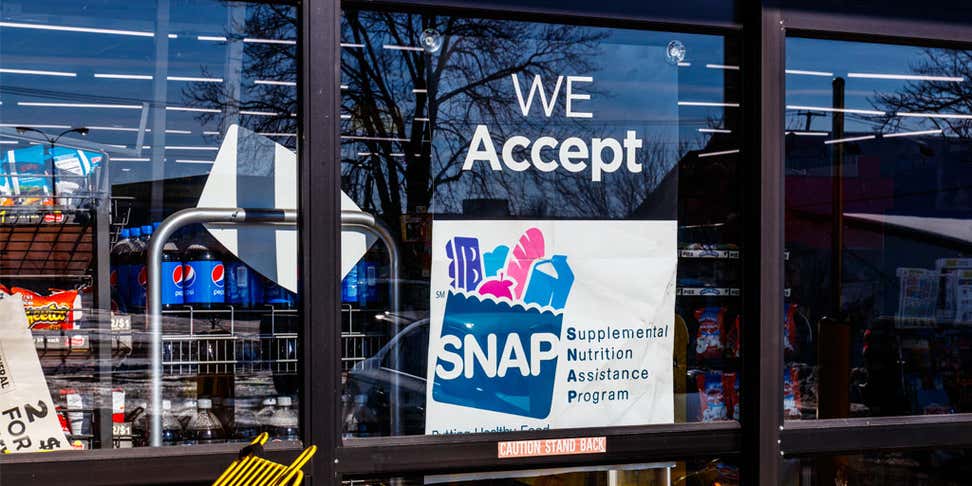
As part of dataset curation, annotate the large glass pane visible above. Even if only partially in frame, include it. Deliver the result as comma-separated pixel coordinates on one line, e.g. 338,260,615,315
785,37,972,418
0,0,300,451
340,9,744,437
783,449,972,485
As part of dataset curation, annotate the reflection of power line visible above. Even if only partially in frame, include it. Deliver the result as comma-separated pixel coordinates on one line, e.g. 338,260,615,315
792,109,827,131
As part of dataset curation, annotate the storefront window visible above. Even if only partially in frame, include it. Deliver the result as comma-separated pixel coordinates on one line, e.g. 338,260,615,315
0,0,300,451
783,449,972,485
785,38,972,419
339,9,744,437
347,458,740,486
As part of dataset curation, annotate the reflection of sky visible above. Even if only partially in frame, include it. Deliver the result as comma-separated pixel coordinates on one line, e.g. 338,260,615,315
786,37,951,134
786,38,972,217
0,0,297,186
340,14,740,218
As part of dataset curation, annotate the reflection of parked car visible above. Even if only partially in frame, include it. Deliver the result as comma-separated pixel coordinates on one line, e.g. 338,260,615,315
343,319,428,437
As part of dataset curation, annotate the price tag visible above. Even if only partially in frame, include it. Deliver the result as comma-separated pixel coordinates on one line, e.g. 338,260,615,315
110,314,132,331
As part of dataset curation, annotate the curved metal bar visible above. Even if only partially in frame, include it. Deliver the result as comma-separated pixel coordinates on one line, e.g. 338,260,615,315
340,210,402,435
148,208,297,446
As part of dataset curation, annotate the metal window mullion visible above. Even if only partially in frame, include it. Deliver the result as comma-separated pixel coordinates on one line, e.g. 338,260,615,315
741,4,785,486
336,422,742,476
299,0,342,482
781,414,972,455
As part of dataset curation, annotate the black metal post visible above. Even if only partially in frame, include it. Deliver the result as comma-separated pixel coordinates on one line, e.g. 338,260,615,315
93,157,113,448
300,0,342,482
741,4,785,485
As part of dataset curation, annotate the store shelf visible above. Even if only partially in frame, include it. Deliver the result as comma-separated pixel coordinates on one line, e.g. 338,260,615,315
0,205,97,278
679,248,740,259
31,311,133,367
677,287,741,297
157,306,299,375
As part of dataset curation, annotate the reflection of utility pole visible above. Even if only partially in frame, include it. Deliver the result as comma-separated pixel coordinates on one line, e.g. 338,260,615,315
817,75,850,486
797,110,826,132
14,126,90,201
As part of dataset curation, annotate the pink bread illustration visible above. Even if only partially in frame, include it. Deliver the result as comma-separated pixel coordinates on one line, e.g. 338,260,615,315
504,228,545,300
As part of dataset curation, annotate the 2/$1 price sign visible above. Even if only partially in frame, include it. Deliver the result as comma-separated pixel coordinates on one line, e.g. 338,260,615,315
425,71,678,445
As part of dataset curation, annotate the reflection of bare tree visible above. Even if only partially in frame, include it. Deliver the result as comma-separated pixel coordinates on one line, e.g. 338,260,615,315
185,3,297,147
875,49,972,137
339,12,643,229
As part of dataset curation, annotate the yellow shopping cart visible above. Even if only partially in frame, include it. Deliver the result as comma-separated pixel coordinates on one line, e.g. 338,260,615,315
213,433,317,486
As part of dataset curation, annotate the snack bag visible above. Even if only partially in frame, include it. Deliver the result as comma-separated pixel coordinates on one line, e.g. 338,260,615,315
696,371,727,422
783,366,801,419
726,314,741,359
11,287,79,330
723,371,739,420
4,146,54,206
695,306,727,360
784,303,798,354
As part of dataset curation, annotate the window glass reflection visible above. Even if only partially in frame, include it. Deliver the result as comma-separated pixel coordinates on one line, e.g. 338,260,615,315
783,449,972,486
786,37,972,419
340,9,744,437
0,0,300,450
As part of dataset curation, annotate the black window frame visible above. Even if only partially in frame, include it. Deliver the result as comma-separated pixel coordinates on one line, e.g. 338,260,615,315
4,2,972,485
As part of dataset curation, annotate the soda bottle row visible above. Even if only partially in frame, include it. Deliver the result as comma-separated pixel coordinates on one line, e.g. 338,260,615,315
341,260,378,307
162,396,299,445
110,224,297,313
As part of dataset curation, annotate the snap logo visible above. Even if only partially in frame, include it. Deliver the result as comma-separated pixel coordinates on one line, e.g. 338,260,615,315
433,227,574,419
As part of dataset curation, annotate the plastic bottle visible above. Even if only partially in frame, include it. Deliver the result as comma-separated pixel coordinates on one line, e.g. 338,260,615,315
342,264,358,304
161,240,184,310
356,262,370,308
183,398,225,445
226,261,263,309
233,399,262,440
125,226,146,312
161,399,183,446
183,243,225,310
267,396,299,441
255,397,277,432
262,276,296,310
110,228,132,312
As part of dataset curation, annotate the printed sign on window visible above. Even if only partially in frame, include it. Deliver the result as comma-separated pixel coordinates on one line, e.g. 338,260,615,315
0,295,68,453
426,220,676,434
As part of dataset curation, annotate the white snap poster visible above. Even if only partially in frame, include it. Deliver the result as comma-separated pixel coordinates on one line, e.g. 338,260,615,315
425,220,676,434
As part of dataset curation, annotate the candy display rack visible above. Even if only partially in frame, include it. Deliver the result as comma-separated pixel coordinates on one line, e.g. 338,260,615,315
0,156,119,450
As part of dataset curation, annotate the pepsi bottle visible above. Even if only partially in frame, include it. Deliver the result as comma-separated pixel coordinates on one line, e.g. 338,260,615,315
110,228,132,313
262,276,296,310
126,226,147,312
160,241,184,310
183,243,225,310
226,260,263,309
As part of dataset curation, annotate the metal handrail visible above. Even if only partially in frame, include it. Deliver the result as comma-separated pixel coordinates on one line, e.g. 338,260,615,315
147,207,400,446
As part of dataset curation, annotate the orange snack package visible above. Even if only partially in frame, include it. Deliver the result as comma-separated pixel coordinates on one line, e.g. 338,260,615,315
11,287,79,330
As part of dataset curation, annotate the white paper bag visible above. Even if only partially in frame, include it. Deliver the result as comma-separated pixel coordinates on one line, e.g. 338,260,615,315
0,294,68,453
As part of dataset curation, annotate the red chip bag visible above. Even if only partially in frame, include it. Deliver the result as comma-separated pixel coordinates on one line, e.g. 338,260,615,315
11,287,78,330
695,306,727,360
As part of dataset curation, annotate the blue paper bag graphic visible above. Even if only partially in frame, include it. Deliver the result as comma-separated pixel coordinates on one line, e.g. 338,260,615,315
433,292,562,419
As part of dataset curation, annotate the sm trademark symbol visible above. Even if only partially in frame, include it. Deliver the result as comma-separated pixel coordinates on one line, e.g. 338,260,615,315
435,290,448,299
